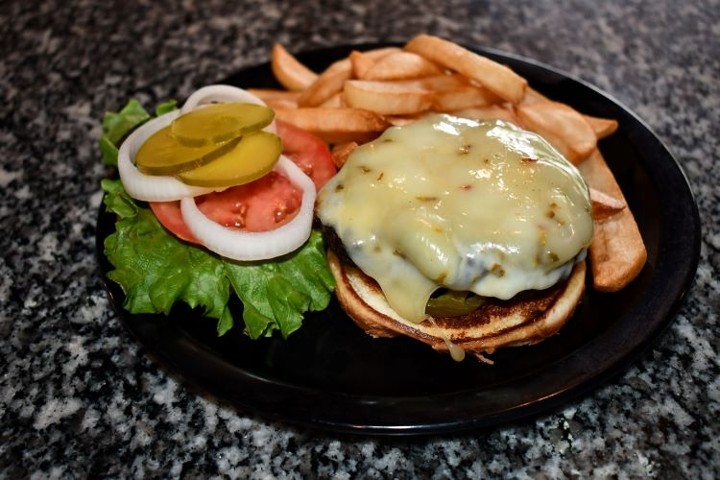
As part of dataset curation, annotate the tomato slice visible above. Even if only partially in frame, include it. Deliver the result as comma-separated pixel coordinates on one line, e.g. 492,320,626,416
150,121,336,241
275,119,336,190
150,201,199,243
196,172,301,232
151,172,302,240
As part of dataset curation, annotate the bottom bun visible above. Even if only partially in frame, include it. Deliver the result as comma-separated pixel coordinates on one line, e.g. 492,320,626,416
328,251,587,361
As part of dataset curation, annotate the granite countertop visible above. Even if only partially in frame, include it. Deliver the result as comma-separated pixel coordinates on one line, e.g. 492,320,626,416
2,0,718,477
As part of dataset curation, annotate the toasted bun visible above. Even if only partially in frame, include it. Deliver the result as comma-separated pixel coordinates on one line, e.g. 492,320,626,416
328,251,586,360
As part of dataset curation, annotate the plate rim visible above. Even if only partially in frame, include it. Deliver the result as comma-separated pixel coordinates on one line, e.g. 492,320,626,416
97,43,701,436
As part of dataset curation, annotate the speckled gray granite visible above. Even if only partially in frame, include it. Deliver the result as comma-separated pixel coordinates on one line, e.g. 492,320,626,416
1,0,718,478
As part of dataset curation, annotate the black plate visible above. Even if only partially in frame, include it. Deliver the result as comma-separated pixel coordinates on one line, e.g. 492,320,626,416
97,44,700,436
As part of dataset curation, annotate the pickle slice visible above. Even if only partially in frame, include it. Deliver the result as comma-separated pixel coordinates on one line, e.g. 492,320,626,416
170,103,274,147
177,131,282,188
425,290,485,318
135,126,240,176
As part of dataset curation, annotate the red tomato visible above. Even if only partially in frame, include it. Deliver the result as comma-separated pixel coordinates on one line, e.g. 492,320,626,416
150,201,199,243
150,121,335,241
196,172,301,232
275,119,336,190
151,173,302,240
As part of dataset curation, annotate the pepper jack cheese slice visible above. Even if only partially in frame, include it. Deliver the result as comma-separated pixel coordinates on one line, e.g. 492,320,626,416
317,115,593,322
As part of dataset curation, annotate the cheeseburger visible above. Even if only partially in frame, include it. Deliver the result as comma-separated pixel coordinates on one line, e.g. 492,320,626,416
317,115,593,361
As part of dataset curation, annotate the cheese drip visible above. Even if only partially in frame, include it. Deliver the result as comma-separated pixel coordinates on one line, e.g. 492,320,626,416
317,115,593,322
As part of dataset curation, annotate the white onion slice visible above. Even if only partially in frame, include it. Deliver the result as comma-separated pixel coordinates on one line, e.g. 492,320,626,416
117,110,217,201
180,84,277,134
180,155,316,261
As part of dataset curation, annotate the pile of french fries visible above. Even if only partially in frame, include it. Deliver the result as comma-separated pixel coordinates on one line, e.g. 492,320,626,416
250,34,646,292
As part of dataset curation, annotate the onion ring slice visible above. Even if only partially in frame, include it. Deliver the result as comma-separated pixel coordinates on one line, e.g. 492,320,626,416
117,111,218,201
180,155,316,261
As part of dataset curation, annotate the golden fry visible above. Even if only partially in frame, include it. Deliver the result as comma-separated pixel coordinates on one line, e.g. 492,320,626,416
404,34,527,104
297,65,352,107
349,48,400,78
331,141,359,168
516,100,597,164
579,150,647,291
246,88,300,109
449,105,521,125
589,186,626,220
271,43,318,91
519,87,550,105
350,50,377,79
431,85,501,111
343,79,433,115
361,51,443,81
274,107,389,144
318,92,344,108
584,114,619,139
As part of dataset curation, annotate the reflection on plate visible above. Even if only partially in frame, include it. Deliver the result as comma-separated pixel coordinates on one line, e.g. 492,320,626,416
96,44,700,436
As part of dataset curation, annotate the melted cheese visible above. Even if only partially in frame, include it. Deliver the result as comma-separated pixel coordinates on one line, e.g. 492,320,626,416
317,115,593,322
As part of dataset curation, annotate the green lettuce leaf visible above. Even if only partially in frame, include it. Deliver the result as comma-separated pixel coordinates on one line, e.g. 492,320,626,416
99,100,335,338
101,179,334,338
99,98,177,167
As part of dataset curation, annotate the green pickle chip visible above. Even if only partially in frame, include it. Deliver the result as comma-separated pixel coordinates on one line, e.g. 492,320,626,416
135,126,240,175
425,290,485,318
177,131,282,188
170,102,274,147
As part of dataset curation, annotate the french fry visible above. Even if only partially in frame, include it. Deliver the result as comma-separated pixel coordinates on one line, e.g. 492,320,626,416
413,73,469,91
331,141,359,168
589,186,626,220
350,50,378,79
271,43,318,91
297,64,352,107
519,87,551,105
343,79,433,115
449,105,522,125
319,92,344,108
404,34,527,104
431,85,501,111
516,100,597,164
326,48,398,79
578,150,647,291
274,107,390,144
323,57,353,75
366,47,405,56
584,114,619,139
349,48,400,78
246,88,300,109
361,51,443,80
339,74,488,116
385,112,433,127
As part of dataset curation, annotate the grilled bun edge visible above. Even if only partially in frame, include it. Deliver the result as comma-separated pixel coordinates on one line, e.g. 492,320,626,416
327,250,587,358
